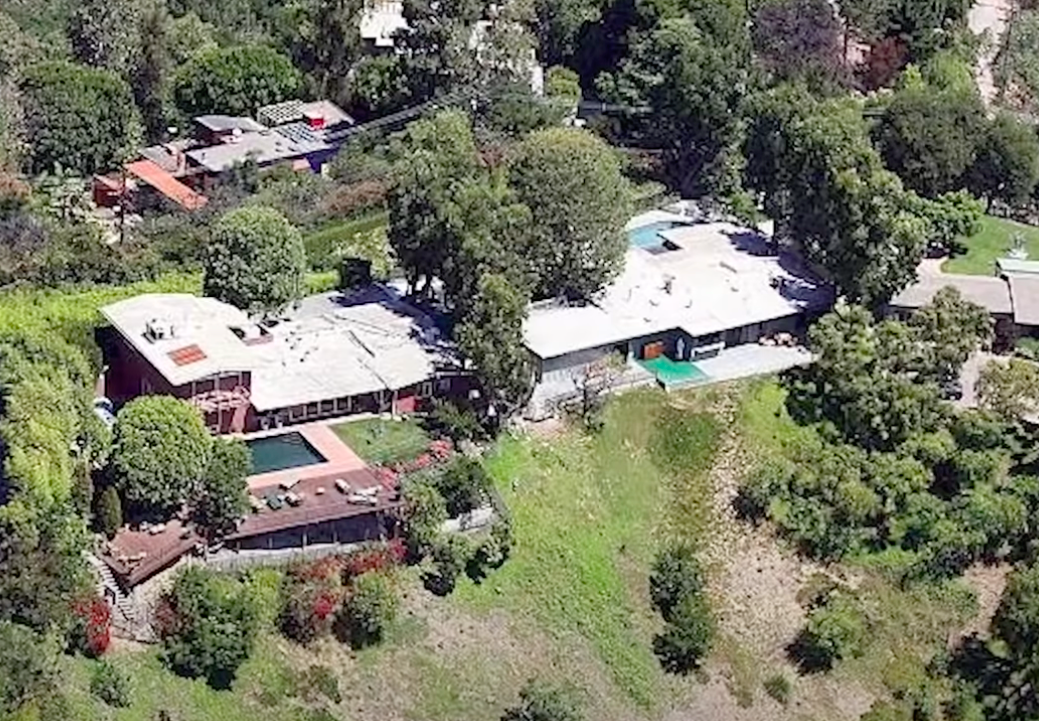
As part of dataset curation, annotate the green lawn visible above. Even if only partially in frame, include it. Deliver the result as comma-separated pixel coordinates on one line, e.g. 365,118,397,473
457,389,723,711
333,416,432,465
943,214,1039,275
304,211,391,275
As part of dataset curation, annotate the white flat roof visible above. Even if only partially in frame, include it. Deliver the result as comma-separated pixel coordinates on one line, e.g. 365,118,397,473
102,288,455,412
523,221,831,359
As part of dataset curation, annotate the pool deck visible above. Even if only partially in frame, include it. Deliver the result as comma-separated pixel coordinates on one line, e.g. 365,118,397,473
244,423,367,491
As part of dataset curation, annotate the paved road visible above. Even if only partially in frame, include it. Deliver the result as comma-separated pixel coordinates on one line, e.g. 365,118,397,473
970,0,1012,105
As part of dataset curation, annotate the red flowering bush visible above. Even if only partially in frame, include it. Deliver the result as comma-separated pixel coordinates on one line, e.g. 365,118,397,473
70,594,112,657
342,539,406,580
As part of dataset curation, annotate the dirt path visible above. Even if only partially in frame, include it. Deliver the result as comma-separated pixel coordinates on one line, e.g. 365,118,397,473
971,0,1013,105
666,390,873,721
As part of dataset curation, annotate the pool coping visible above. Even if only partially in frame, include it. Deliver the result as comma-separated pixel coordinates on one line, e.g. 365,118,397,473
243,423,367,492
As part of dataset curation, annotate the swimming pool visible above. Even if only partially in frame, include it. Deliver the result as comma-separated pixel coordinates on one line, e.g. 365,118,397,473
246,432,327,475
627,220,687,248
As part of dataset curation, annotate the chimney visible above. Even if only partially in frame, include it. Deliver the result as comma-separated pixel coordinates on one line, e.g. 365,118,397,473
304,109,326,130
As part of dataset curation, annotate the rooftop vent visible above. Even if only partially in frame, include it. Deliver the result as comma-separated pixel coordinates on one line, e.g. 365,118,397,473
145,318,176,341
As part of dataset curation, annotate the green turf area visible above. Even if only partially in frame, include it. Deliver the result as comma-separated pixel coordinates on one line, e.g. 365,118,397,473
457,389,722,710
304,211,391,275
943,215,1039,275
333,416,432,465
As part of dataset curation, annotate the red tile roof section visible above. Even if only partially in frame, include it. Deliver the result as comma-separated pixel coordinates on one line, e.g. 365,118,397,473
167,344,207,366
125,159,208,210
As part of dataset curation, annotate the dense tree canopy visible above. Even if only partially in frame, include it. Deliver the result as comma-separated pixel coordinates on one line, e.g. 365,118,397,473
597,14,751,196
969,113,1039,209
172,43,301,118
752,0,845,90
19,60,138,175
66,0,141,74
509,127,630,300
873,84,986,198
111,396,212,514
203,205,307,316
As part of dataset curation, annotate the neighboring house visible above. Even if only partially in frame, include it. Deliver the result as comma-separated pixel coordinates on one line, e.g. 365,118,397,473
92,99,355,211
890,258,1039,345
360,0,407,50
522,213,833,404
97,285,466,434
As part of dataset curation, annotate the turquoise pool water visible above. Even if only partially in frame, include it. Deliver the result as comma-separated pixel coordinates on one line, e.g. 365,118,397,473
246,432,326,475
628,220,686,248
638,356,710,387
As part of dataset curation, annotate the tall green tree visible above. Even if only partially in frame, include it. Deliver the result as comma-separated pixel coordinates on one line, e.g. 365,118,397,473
976,359,1039,422
111,396,212,514
747,94,951,306
597,14,751,196
281,0,364,107
752,0,846,90
192,438,250,541
133,0,175,141
969,113,1039,210
172,43,301,118
908,286,991,385
0,621,61,717
455,273,532,415
66,0,142,74
386,110,481,296
509,127,630,300
873,85,985,198
203,205,307,316
20,61,139,175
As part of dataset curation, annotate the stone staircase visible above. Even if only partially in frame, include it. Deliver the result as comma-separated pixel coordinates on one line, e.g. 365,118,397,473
85,553,137,624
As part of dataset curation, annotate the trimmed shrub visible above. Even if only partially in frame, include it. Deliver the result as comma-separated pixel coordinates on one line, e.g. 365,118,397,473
95,486,123,539
90,660,132,707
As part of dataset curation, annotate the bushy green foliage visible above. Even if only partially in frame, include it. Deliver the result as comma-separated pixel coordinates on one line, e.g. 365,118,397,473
501,679,584,721
172,43,301,117
976,359,1039,421
203,205,307,316
401,478,448,558
95,486,123,538
19,60,138,175
435,456,492,517
334,572,398,648
649,544,705,620
159,567,260,689
111,396,212,514
422,534,470,596
192,438,250,541
90,660,132,707
652,594,714,674
427,398,484,442
509,127,631,300
649,545,713,673
800,592,867,668
0,621,60,717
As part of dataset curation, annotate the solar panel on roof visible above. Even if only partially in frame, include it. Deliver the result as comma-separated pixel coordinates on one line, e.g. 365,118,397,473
167,344,207,366
274,123,320,145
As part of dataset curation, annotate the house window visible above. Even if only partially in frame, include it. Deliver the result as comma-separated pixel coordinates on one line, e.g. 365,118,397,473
320,399,334,415
306,402,319,417
141,377,153,394
437,377,451,393
420,380,434,398
289,405,306,421
196,378,215,394
335,397,351,412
